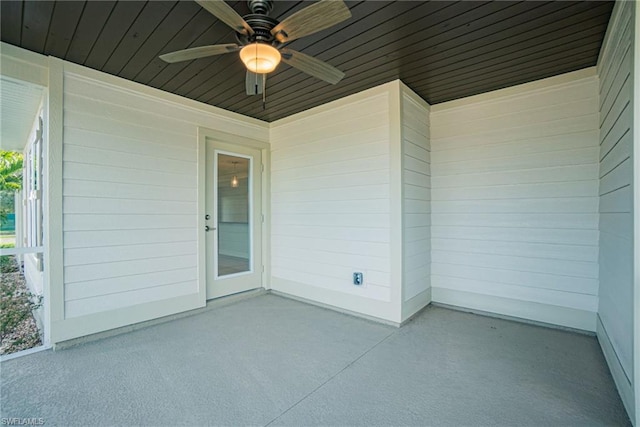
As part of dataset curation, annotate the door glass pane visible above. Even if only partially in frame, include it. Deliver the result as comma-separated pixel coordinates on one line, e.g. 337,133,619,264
217,153,251,276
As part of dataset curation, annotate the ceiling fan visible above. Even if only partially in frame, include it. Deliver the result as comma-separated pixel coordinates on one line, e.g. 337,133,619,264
159,0,352,96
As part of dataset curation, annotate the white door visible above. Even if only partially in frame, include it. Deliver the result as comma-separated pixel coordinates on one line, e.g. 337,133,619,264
205,140,263,299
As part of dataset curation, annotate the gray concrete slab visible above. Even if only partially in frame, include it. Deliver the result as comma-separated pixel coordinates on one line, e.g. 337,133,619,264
0,294,631,426
271,304,631,426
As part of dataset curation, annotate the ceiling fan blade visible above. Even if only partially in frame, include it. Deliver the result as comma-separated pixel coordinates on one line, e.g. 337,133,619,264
271,0,351,43
195,0,254,36
159,44,240,63
281,48,344,85
246,71,265,96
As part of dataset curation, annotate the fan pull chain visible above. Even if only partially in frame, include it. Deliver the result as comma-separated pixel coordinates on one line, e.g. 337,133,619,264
262,73,267,110
254,70,259,96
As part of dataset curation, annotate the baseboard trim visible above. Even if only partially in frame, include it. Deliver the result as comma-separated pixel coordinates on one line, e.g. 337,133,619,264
432,302,595,336
597,315,635,424
54,289,265,350
401,288,432,324
269,290,400,328
431,287,596,333
270,277,398,323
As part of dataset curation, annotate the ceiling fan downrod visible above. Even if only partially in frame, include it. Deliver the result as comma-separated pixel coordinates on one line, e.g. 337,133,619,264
248,0,273,15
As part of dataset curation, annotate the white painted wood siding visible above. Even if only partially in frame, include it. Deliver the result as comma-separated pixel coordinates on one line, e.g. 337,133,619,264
63,75,193,318
270,84,397,321
596,0,635,420
430,69,600,331
401,88,431,304
61,65,268,336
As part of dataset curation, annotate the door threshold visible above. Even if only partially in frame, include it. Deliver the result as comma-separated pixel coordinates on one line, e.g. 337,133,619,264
206,287,265,305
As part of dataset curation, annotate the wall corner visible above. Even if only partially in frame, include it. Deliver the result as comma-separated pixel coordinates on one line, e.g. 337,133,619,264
389,80,404,322
45,56,64,345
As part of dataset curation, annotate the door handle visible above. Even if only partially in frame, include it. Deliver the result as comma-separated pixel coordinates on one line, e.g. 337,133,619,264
205,225,216,232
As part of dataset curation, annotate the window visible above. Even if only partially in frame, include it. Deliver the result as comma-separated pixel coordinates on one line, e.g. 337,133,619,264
23,116,44,253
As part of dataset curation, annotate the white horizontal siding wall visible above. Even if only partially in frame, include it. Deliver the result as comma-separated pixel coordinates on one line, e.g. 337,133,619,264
270,83,400,322
596,0,636,421
58,63,268,341
401,84,431,320
430,69,600,331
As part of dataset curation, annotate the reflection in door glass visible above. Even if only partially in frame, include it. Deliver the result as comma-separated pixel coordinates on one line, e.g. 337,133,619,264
217,154,251,276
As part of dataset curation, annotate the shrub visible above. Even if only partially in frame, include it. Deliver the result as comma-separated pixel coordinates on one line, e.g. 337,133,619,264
0,256,42,354
0,254,19,274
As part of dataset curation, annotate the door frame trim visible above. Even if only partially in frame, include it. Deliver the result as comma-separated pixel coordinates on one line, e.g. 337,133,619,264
197,127,270,304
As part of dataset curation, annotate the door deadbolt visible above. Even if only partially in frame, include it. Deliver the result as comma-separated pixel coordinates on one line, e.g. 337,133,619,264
205,214,210,220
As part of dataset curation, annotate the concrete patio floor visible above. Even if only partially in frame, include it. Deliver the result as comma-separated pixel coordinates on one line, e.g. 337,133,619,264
0,293,631,426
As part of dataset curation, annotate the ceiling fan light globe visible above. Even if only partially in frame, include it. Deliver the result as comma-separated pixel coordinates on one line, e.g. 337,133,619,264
240,43,281,74
246,58,277,73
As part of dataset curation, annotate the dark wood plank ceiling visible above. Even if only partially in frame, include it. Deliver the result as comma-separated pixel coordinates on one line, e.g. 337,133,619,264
1,1,614,122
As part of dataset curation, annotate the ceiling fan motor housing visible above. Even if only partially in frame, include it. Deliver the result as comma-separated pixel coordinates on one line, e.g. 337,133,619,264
237,14,280,46
235,0,280,46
